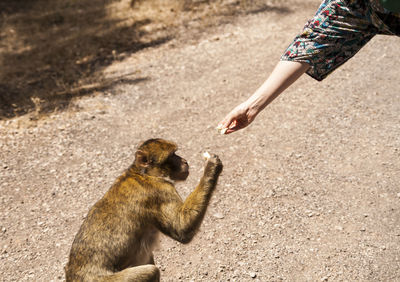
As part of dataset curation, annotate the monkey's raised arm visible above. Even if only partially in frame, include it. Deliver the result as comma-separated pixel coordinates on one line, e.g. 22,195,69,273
66,139,220,282
157,154,223,244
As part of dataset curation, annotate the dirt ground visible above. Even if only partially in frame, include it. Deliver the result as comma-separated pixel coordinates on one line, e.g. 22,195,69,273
1,0,400,281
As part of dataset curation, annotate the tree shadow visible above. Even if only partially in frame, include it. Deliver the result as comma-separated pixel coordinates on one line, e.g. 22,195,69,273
245,4,291,15
0,0,170,119
188,0,292,18
0,0,291,120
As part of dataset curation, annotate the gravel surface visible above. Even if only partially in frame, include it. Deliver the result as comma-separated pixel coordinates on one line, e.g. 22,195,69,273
1,1,400,281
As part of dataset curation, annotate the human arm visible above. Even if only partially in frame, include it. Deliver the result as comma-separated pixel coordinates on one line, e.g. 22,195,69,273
217,60,310,134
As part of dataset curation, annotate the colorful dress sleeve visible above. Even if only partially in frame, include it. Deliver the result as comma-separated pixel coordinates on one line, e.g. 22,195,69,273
280,0,400,81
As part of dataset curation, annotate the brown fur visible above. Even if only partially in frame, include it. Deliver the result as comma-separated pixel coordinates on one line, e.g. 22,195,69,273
65,138,223,282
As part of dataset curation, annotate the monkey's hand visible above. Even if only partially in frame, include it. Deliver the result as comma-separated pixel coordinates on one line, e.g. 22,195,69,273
203,152,223,177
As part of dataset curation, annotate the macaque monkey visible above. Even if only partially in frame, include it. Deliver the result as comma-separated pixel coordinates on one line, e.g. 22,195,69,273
65,138,223,282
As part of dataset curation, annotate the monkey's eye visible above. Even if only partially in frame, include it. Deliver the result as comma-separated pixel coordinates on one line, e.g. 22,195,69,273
166,153,180,168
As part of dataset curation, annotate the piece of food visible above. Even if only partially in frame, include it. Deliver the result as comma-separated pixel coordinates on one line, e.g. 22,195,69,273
216,125,228,135
219,127,228,135
203,151,211,160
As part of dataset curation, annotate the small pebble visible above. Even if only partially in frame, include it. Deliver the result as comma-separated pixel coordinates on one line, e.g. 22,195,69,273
213,213,224,219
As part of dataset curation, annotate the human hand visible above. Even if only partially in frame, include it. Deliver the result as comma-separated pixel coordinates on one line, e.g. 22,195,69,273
217,102,258,134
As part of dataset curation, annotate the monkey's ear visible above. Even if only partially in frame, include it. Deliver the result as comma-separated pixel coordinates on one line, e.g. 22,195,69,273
135,150,150,167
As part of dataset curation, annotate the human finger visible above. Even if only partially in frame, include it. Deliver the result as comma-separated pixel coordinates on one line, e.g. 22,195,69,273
217,113,237,134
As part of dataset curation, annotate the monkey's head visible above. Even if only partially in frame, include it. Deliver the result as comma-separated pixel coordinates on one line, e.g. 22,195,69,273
134,138,189,181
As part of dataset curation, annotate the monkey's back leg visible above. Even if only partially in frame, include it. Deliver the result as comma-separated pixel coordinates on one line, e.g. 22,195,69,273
98,265,160,282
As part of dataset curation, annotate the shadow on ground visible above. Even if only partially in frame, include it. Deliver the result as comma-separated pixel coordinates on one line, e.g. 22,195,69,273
0,0,170,119
0,0,290,119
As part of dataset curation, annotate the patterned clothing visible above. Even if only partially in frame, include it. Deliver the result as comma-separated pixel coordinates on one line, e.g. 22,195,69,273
281,0,400,81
